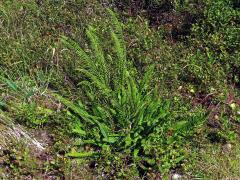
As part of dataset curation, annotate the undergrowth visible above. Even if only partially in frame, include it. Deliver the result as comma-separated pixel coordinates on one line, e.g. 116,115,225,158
0,0,239,178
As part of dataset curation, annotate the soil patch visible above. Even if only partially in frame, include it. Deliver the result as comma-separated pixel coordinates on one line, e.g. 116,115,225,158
112,0,204,41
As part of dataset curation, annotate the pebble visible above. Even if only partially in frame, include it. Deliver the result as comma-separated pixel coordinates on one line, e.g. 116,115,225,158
222,143,232,153
171,173,182,180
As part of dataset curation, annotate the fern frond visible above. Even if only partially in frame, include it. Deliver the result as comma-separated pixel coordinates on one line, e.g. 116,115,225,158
61,36,102,79
62,35,110,92
54,94,95,124
86,26,109,86
107,9,127,87
107,9,124,39
61,36,93,67
111,30,127,87
54,94,110,139
77,68,111,95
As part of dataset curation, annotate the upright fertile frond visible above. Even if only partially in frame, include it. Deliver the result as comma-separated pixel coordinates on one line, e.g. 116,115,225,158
107,9,124,40
86,26,109,86
111,30,127,86
61,35,106,91
61,36,92,67
107,9,127,87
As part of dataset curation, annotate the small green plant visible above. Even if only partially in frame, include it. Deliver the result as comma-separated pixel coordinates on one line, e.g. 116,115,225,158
0,76,54,127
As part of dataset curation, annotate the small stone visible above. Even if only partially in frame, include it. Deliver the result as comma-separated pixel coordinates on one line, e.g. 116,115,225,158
171,173,182,180
223,143,232,153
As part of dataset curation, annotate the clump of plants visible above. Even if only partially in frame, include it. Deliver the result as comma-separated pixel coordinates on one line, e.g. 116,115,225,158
55,9,206,177
191,0,240,87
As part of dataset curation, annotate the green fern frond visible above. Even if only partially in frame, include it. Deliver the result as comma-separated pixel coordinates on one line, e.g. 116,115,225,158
107,9,127,87
107,9,124,39
54,93,111,141
61,36,93,68
111,30,127,86
76,68,111,95
86,26,109,85
61,10,128,92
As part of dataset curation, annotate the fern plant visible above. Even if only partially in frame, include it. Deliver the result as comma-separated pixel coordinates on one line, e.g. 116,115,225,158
55,9,205,175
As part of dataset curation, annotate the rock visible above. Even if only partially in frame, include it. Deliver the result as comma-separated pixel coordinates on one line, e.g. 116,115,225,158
0,113,45,152
171,173,182,180
222,143,232,153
